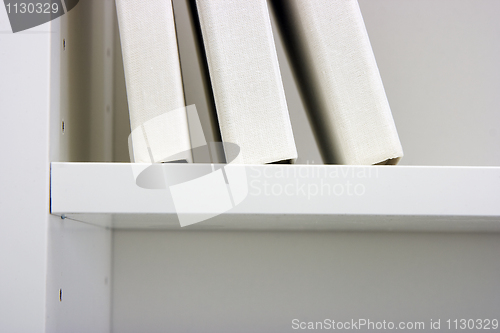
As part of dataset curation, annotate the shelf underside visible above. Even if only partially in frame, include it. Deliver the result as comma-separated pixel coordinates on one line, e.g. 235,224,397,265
50,163,500,231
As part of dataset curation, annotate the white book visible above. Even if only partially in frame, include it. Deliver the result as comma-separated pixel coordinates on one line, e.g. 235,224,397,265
195,0,297,164
116,0,192,163
272,0,403,165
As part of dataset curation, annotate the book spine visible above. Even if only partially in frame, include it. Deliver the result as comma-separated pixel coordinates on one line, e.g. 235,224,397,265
272,0,403,165
195,0,297,164
116,0,192,163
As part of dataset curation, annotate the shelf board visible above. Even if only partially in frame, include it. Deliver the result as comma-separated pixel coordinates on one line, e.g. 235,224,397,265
50,162,500,231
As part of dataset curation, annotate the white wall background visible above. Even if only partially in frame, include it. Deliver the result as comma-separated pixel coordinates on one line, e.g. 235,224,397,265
359,0,500,166
112,230,500,332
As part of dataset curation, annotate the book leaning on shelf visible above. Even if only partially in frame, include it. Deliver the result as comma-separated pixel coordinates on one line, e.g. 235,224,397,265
272,0,404,165
194,0,298,164
116,0,192,163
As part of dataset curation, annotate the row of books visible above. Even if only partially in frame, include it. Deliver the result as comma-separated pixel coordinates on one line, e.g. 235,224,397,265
116,0,403,165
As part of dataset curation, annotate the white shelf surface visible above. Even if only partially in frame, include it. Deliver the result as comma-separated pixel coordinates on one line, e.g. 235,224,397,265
50,162,500,231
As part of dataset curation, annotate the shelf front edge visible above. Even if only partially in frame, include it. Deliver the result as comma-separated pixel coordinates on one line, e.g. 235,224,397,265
50,162,500,231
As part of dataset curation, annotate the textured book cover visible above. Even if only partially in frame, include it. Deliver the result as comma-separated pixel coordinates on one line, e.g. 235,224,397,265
116,0,192,163
195,0,297,164
272,0,403,165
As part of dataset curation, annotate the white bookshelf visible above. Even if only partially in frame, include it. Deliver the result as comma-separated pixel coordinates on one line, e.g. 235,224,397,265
2,0,500,332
